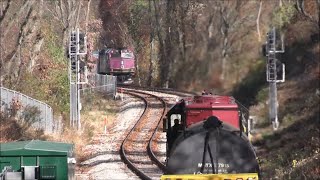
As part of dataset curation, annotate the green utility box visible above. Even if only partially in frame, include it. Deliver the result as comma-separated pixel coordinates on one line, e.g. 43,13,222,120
0,140,75,180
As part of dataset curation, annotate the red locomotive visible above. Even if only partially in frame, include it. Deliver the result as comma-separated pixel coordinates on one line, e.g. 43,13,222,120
162,94,259,178
179,95,246,129
97,48,135,84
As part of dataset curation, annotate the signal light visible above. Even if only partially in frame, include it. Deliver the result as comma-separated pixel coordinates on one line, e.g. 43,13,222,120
262,44,268,57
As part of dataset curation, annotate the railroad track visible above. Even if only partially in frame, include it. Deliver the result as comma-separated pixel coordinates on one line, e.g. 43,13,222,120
118,84,198,97
119,89,168,180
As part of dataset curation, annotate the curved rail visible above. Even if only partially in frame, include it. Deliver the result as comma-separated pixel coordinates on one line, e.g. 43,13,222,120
119,91,150,180
127,89,168,172
146,99,167,172
136,90,168,172
119,89,167,180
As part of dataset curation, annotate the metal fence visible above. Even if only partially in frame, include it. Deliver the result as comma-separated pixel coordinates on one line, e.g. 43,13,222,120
0,87,61,134
69,74,116,129
83,74,117,95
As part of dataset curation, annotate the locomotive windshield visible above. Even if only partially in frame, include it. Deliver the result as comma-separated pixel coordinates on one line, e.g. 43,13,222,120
170,114,181,127
121,53,134,58
121,52,133,58
121,49,134,58
110,50,121,57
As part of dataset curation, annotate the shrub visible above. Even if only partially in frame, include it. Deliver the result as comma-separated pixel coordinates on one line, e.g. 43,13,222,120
21,105,41,129
9,98,23,118
272,4,297,29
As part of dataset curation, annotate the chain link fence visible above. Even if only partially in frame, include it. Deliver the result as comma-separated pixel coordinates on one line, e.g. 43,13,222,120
70,74,116,129
0,87,62,134
0,75,115,133
82,74,117,95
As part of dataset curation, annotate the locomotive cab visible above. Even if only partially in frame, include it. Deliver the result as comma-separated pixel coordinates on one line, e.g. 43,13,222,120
164,114,184,152
164,100,186,155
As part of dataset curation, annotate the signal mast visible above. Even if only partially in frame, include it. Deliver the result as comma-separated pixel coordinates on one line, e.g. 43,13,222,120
68,28,87,129
263,27,285,130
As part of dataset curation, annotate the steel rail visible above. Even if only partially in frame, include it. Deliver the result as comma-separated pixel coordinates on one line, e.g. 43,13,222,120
119,89,167,180
127,89,168,172
119,90,150,180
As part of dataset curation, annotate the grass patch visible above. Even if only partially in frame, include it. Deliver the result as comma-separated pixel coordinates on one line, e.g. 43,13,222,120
0,118,48,142
256,108,320,179
54,91,119,161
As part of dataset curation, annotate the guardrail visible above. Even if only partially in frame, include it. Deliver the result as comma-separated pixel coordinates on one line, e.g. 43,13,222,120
0,87,61,134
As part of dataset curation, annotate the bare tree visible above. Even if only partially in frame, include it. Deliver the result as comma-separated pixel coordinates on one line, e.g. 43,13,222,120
2,0,34,39
152,0,167,87
147,0,154,86
46,0,82,47
210,0,256,81
0,0,44,85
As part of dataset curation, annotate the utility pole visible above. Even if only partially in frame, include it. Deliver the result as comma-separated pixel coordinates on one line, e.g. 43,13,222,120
69,28,87,129
264,27,285,130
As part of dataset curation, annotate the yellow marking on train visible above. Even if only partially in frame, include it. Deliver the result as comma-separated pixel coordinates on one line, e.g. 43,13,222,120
242,124,247,133
161,173,258,180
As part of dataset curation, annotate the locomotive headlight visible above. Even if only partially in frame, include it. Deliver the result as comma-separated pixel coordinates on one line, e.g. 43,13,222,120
121,60,124,69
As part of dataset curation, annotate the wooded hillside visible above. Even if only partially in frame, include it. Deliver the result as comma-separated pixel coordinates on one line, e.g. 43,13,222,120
98,0,318,92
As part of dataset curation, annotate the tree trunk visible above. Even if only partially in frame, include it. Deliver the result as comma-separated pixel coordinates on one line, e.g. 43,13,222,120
152,0,166,87
178,1,188,63
162,0,177,88
75,0,82,28
220,36,228,81
256,0,262,42
135,54,142,86
54,0,79,48
3,0,32,38
85,0,91,34
147,38,154,86
0,0,12,25
147,0,154,86
28,0,44,72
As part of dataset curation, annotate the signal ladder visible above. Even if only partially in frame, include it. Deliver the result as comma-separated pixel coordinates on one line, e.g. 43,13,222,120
69,32,77,75
266,32,277,82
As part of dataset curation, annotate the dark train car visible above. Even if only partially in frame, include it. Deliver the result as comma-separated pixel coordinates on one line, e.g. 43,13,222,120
162,95,259,179
97,49,110,74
